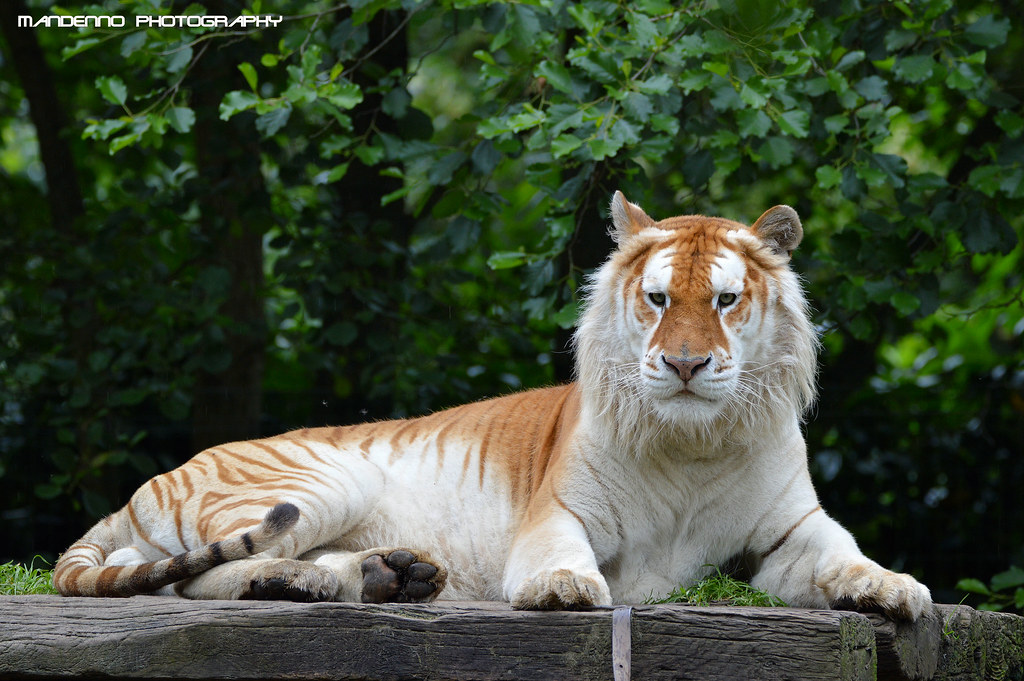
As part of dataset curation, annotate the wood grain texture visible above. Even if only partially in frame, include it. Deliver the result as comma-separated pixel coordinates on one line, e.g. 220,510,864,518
0,597,1020,681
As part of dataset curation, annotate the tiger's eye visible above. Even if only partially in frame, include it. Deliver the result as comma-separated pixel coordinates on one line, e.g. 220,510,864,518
718,292,738,308
648,292,667,306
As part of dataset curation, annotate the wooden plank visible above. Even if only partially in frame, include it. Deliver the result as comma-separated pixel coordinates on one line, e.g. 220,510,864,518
0,597,1019,681
631,605,877,681
929,603,1024,681
867,608,941,681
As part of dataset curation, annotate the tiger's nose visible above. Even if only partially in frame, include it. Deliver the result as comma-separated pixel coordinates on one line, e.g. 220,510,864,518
662,353,712,380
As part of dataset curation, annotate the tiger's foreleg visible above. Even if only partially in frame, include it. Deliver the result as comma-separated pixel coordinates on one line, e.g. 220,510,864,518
751,505,932,620
503,503,612,609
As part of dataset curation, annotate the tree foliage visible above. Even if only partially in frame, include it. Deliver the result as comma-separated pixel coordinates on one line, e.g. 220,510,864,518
1,0,1021,604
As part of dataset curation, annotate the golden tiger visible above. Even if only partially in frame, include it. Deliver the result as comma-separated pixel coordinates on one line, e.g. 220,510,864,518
53,192,931,619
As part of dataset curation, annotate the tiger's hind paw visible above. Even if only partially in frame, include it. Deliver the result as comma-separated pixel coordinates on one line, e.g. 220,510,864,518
360,549,447,603
239,559,339,602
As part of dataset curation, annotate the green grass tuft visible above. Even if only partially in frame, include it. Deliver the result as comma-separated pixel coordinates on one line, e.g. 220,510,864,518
0,559,58,595
648,569,787,607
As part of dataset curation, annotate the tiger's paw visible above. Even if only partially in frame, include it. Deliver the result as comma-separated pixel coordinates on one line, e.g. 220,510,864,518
510,568,612,610
360,549,447,603
817,561,932,621
239,559,339,602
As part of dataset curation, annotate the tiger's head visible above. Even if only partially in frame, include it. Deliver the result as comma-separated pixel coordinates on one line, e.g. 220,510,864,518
574,192,818,445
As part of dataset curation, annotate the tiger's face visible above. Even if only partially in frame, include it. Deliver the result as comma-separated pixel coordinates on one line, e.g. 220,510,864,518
628,219,773,424
581,193,810,432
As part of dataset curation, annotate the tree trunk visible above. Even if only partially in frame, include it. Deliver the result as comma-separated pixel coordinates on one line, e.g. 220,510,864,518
188,28,270,453
0,0,84,229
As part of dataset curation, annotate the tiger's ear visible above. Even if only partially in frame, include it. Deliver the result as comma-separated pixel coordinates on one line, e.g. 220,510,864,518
609,191,656,243
752,205,803,258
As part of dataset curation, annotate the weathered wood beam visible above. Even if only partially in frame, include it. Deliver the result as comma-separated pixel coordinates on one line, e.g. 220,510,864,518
0,597,1020,681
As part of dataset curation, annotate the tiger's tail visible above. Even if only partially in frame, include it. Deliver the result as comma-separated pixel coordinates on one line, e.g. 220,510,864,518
52,502,300,597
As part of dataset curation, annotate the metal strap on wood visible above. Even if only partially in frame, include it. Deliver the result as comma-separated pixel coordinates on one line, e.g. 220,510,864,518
612,605,632,681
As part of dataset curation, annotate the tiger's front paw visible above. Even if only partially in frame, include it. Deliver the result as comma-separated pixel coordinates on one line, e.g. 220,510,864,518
817,561,932,620
510,568,612,610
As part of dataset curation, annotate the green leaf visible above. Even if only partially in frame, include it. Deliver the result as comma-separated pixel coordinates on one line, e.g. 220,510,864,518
626,12,658,48
678,70,712,94
636,74,673,96
354,144,385,166
968,165,1002,197
35,482,65,500
995,111,1024,138
907,172,947,191
325,322,358,346
621,91,653,120
536,60,574,95
219,90,261,120
325,82,363,110
758,137,794,169
380,185,410,206
83,117,130,141
487,251,528,270
166,107,195,134
893,55,935,83
946,62,984,91
463,142,496,177
777,110,810,138
964,14,1010,48
62,37,101,59
871,153,907,188
167,44,193,74
552,301,579,329
567,3,601,35
120,31,146,59
472,49,496,66
956,578,992,596
552,134,583,159
962,208,1015,253
238,62,258,92
427,151,466,186
884,28,916,51
990,566,1024,593
1000,168,1024,199
256,104,292,137
739,83,767,108
854,76,888,101
890,291,920,315
108,118,150,155
682,149,715,188
382,88,410,118
111,387,149,406
96,75,128,107
815,165,842,189
587,137,621,161
735,108,769,138
323,162,349,183
824,114,848,134
703,61,729,78
834,50,865,71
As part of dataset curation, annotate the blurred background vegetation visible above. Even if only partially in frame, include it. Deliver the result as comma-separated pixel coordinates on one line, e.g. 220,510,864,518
0,0,1021,608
